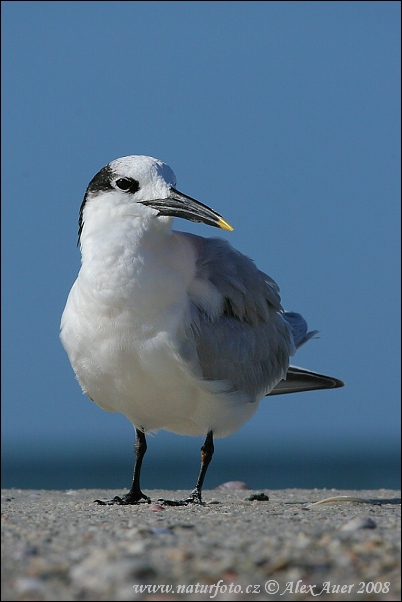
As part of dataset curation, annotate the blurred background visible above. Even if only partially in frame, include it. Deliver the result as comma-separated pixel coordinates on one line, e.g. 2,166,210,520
2,1,400,492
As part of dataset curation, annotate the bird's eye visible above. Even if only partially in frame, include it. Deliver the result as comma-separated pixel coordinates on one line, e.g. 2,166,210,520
115,178,140,193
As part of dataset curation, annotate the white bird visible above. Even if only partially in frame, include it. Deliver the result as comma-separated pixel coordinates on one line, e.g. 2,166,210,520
60,155,343,505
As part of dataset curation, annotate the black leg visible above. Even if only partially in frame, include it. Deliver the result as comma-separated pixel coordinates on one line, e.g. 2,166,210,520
161,430,214,506
95,428,151,505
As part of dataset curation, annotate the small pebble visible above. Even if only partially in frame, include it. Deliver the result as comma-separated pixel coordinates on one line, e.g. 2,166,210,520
245,492,269,501
148,504,165,512
340,517,377,531
14,546,38,560
214,481,251,490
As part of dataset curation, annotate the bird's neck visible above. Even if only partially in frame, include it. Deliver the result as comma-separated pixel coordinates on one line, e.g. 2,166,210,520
77,211,195,316
80,206,173,267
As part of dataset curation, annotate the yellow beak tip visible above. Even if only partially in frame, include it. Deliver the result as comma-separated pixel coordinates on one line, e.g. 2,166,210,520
218,218,234,232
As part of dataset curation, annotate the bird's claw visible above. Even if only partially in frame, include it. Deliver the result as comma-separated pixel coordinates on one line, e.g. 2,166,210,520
158,490,205,506
94,492,151,505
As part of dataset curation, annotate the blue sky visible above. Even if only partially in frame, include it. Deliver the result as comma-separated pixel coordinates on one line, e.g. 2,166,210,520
2,2,400,483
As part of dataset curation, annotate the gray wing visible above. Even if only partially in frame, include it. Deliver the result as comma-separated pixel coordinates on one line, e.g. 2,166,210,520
178,233,312,400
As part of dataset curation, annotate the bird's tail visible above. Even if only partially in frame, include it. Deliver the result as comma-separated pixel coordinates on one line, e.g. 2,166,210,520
282,311,318,350
267,365,344,396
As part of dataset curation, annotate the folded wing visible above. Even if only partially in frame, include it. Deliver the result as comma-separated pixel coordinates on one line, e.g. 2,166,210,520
178,233,333,401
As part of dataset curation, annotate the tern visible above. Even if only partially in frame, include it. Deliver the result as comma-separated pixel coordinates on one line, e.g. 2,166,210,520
60,155,343,505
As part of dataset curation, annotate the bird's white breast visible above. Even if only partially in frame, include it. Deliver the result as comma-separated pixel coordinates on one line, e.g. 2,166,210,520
61,219,258,438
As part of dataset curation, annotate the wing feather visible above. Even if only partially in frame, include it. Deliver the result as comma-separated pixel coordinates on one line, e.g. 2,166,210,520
177,233,296,399
268,366,344,395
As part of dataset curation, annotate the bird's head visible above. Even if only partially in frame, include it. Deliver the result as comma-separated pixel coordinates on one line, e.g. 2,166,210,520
78,155,233,244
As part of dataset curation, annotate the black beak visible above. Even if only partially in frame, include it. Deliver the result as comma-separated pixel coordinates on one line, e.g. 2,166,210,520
140,187,233,231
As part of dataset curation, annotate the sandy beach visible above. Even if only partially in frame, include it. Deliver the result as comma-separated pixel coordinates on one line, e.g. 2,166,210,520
1,487,400,601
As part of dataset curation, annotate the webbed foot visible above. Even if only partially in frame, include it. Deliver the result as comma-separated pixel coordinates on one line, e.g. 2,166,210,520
158,488,204,507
